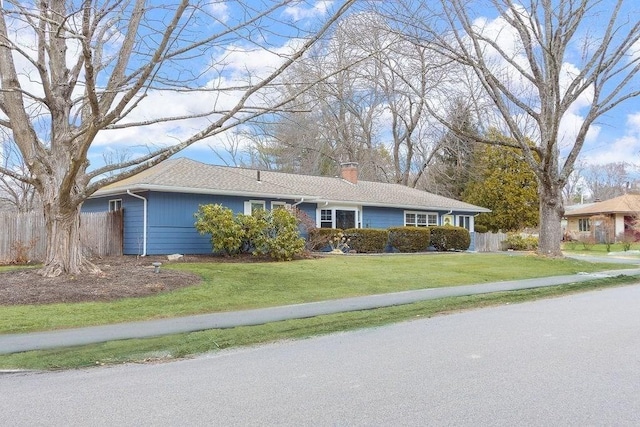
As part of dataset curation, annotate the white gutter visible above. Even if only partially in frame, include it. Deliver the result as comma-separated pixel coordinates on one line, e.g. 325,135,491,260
292,198,305,207
126,190,147,256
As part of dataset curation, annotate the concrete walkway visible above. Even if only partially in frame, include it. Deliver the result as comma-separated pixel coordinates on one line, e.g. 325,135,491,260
2,261,640,355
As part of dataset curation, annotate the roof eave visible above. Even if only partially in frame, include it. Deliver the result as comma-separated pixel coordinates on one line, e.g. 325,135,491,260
93,185,490,213
93,184,314,201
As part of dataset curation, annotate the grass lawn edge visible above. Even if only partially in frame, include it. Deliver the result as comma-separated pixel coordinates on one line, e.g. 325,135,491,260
1,274,638,371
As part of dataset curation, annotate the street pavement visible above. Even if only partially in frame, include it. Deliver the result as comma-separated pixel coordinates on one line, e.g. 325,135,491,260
1,252,639,355
2,283,640,425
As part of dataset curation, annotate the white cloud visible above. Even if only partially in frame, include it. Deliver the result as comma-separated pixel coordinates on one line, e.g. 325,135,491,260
581,112,640,165
283,1,334,21
209,2,230,22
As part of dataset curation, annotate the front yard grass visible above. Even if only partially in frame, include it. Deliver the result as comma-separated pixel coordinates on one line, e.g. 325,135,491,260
562,242,640,253
0,253,635,334
1,274,638,371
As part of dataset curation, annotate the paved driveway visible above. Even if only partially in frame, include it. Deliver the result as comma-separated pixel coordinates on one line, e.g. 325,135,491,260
2,284,640,426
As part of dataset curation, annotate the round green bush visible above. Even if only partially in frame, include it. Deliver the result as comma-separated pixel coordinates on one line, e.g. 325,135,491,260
388,227,431,252
429,226,471,251
344,228,389,253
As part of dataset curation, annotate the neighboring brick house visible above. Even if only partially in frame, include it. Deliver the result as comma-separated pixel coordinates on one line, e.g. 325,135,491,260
564,194,640,242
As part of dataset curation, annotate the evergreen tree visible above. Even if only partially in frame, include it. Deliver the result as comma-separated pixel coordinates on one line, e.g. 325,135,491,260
463,133,539,232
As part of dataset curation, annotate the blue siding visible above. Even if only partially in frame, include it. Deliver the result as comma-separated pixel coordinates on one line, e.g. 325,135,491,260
145,192,302,255
361,207,405,229
146,193,237,255
85,190,478,254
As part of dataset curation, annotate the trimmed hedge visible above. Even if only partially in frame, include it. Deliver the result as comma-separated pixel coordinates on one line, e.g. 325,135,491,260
429,226,471,251
344,228,389,253
388,227,431,252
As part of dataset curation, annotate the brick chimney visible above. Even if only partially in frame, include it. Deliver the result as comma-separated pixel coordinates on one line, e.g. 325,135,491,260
340,162,358,184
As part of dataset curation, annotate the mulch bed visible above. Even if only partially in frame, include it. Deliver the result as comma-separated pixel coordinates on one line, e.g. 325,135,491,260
0,255,218,306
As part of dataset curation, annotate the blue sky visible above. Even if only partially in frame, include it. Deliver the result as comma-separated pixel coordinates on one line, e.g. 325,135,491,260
4,1,636,172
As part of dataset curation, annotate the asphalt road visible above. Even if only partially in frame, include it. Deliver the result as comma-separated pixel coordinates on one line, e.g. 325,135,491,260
2,284,640,426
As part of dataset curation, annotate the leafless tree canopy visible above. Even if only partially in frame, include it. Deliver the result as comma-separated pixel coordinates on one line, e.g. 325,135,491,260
582,162,634,202
0,0,355,275
241,12,465,187
375,0,640,256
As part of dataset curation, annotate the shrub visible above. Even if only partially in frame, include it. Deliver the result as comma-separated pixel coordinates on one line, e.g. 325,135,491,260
195,204,305,260
388,227,431,252
503,233,538,251
474,224,488,233
194,204,243,255
262,208,306,261
344,228,389,253
429,226,471,251
620,230,636,252
9,239,37,264
307,228,341,251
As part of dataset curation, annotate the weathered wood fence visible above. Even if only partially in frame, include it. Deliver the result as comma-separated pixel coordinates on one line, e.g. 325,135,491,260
0,210,123,263
474,232,508,252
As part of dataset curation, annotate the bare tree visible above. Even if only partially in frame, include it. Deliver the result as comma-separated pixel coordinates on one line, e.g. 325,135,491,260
0,138,37,212
378,0,640,256
241,13,389,179
562,160,586,204
245,12,454,185
0,0,356,276
582,162,631,201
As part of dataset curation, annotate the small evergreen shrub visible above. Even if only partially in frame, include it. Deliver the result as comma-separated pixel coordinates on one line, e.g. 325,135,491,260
194,204,305,260
344,228,389,253
503,233,538,251
194,204,244,255
388,227,431,252
474,224,488,233
262,208,306,261
429,226,471,251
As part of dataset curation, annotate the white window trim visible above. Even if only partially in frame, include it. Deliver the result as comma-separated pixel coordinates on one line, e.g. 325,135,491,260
456,215,474,232
109,199,122,212
316,205,361,229
244,200,266,215
271,201,290,210
404,210,438,227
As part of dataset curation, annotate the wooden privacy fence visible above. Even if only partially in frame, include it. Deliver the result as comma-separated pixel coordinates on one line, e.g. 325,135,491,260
0,210,123,263
474,232,508,252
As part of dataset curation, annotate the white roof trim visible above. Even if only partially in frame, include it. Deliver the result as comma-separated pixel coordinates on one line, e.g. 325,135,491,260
92,185,489,213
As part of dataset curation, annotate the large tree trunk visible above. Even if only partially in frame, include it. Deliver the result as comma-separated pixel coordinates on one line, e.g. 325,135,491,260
39,201,98,277
537,183,564,257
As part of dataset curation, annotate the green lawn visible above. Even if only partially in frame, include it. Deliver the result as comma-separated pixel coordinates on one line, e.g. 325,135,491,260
0,253,633,334
1,274,638,371
562,242,640,253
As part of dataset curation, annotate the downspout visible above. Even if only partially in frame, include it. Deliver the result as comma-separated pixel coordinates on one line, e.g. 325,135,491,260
127,190,147,256
292,198,305,207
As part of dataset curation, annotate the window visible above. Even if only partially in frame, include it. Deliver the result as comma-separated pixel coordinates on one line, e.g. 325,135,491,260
405,211,437,227
109,199,122,212
271,201,288,210
244,200,265,215
458,215,471,230
320,209,333,228
579,218,590,232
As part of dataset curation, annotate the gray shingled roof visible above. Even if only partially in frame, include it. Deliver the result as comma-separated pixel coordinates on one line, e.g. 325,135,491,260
94,158,490,213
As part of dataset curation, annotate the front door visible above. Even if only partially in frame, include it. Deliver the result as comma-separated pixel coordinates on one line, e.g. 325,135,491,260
336,210,356,229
